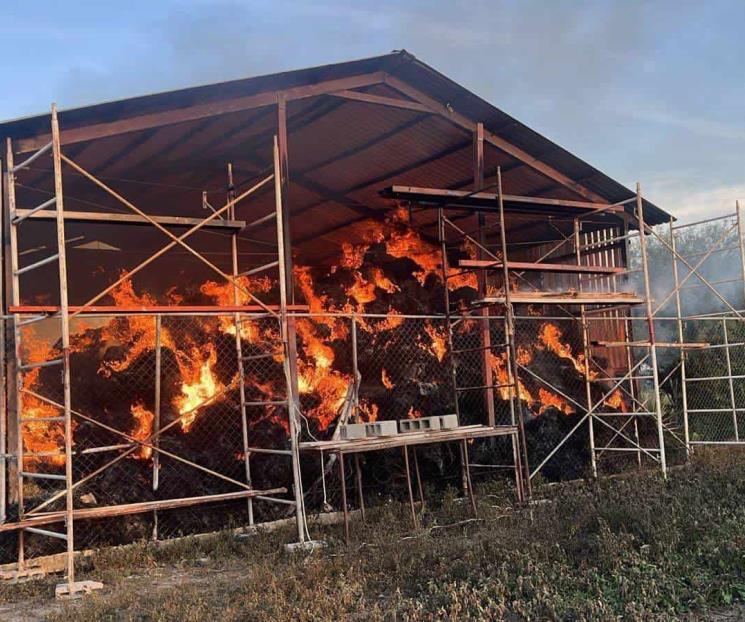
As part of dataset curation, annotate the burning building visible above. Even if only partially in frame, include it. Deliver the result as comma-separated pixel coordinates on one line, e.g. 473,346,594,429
0,51,674,590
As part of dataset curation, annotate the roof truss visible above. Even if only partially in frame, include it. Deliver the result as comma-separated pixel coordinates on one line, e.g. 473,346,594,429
11,69,608,206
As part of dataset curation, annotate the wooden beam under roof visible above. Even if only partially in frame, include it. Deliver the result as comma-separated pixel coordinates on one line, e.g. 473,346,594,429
10,304,308,314
382,185,624,215
591,340,709,349
14,72,387,153
473,292,643,306
13,209,246,230
329,90,433,113
458,259,625,274
382,75,609,204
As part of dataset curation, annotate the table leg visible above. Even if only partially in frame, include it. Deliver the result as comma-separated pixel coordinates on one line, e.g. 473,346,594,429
354,453,365,522
412,448,424,508
461,439,478,516
339,451,349,544
459,442,469,498
512,433,524,503
402,446,418,529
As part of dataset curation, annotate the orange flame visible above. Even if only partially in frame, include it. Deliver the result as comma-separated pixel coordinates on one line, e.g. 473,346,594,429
19,330,68,469
381,368,394,390
603,389,626,411
295,318,351,430
422,322,448,363
407,406,423,419
487,350,575,416
488,351,534,404
358,400,379,422
537,388,575,416
97,278,176,376
175,345,222,432
130,403,154,459
538,323,597,380
200,275,272,340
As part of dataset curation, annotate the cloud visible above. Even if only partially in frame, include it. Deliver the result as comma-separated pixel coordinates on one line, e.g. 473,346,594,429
9,0,738,233
609,101,745,142
52,0,399,108
48,0,657,118
642,174,745,223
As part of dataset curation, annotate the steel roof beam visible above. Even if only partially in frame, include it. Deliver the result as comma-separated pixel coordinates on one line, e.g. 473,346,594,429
382,75,608,205
14,72,387,153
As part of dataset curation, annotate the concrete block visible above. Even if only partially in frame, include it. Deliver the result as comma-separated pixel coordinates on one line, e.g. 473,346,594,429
439,414,459,429
364,420,398,437
399,416,441,433
340,423,367,440
285,540,326,553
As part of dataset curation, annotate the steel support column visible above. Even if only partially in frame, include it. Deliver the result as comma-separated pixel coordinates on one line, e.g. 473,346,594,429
496,168,531,498
276,98,306,542
473,123,496,427
636,183,667,478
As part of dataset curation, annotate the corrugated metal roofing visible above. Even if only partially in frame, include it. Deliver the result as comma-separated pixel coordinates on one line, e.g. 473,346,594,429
0,50,670,271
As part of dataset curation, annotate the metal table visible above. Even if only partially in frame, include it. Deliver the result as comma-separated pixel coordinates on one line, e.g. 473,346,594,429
300,424,521,543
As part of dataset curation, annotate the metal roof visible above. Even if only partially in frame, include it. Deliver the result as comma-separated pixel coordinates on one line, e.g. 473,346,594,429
0,50,670,271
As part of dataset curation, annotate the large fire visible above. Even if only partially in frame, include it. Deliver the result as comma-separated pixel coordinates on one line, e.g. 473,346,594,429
19,331,69,468
18,207,625,473
176,345,223,432
537,323,596,380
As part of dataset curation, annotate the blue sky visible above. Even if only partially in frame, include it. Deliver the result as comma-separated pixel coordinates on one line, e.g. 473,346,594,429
1,0,743,221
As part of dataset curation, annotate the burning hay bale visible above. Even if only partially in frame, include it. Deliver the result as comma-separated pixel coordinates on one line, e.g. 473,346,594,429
12,205,633,549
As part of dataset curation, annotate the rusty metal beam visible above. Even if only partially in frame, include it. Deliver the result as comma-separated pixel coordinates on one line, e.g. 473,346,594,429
329,89,432,113
459,259,624,274
383,186,616,212
382,75,608,204
473,123,496,428
14,72,386,153
13,208,246,230
9,304,307,314
0,488,287,533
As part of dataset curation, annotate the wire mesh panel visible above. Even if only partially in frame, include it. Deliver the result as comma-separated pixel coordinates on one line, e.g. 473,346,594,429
355,317,453,423
0,312,294,562
291,314,506,437
7,202,745,570
683,318,743,444
512,315,592,480
624,213,745,454
294,314,519,515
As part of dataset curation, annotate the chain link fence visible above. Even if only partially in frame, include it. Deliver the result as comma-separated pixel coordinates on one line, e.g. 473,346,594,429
294,313,520,517
4,269,745,564
0,308,712,564
1,312,295,564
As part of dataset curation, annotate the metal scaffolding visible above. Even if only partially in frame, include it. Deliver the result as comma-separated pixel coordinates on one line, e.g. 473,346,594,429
394,174,745,486
0,95,743,597
0,106,306,596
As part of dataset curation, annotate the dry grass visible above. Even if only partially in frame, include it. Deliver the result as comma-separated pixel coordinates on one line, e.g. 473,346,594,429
2,449,745,620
